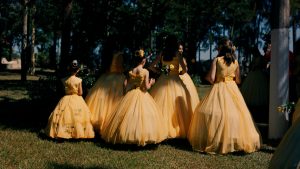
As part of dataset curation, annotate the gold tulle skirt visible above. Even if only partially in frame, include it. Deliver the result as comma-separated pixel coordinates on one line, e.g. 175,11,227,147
150,74,193,138
46,95,95,139
85,73,125,134
188,81,261,154
101,88,168,146
180,73,200,111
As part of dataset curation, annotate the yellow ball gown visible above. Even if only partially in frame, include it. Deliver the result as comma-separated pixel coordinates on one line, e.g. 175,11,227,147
188,57,261,154
179,66,200,112
101,69,167,146
150,56,193,138
85,52,125,134
269,117,300,169
46,75,95,139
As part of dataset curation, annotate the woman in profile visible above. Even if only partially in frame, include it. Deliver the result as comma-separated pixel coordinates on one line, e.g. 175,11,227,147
149,34,192,139
101,49,167,146
85,37,125,135
188,43,261,154
178,43,200,112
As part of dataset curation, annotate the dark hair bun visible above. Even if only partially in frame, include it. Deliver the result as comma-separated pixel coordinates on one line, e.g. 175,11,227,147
71,60,79,69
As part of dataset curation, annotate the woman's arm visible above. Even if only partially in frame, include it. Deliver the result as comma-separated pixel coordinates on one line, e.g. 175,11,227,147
178,53,187,74
182,57,188,72
148,52,162,73
144,69,155,89
205,57,217,84
235,62,241,84
78,82,83,96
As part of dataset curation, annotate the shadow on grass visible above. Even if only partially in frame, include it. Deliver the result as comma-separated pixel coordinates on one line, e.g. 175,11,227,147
161,138,193,151
0,80,60,132
47,162,111,169
93,136,160,151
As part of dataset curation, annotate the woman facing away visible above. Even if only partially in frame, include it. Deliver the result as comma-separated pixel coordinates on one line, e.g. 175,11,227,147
187,44,261,154
45,60,95,139
149,34,192,139
85,37,126,135
101,49,167,146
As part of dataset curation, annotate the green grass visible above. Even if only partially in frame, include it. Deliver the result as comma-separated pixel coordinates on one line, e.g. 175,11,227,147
0,73,275,169
0,128,273,169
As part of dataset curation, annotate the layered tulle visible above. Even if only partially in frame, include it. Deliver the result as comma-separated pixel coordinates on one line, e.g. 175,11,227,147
188,80,261,154
150,74,193,138
180,73,200,111
85,73,125,134
269,117,300,169
240,70,269,107
101,89,168,146
46,95,95,139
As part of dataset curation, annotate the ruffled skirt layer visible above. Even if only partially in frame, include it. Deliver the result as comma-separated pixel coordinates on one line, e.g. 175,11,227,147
46,95,95,139
85,73,125,134
102,89,167,146
180,73,200,112
188,81,261,154
150,74,193,138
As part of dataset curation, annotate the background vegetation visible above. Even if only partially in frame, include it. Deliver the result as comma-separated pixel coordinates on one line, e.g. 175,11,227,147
1,0,300,79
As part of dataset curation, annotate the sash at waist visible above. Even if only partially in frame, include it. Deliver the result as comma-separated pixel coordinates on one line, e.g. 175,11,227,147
216,76,234,82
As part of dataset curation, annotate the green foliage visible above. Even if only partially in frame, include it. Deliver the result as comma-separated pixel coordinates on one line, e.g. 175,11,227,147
1,0,297,74
191,74,202,87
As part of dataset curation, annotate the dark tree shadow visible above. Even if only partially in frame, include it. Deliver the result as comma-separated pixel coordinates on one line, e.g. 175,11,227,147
46,161,112,169
93,135,159,151
161,138,193,151
0,78,60,132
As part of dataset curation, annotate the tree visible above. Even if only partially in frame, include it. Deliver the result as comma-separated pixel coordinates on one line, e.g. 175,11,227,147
21,0,29,81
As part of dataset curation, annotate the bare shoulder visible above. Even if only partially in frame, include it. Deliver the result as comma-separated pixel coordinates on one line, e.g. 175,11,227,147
142,68,149,74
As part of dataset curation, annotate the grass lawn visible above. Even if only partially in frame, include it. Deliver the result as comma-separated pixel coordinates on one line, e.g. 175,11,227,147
0,71,275,169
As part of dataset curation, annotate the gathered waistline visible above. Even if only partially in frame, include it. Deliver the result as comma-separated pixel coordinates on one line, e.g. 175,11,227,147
215,77,234,83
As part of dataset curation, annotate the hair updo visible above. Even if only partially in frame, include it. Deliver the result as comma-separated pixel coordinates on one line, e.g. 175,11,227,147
218,44,236,66
69,60,80,73
134,49,145,65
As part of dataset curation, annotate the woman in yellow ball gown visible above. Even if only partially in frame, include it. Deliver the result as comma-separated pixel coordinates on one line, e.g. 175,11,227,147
101,49,167,146
45,60,95,139
178,43,200,112
188,44,261,154
149,35,192,139
85,38,125,135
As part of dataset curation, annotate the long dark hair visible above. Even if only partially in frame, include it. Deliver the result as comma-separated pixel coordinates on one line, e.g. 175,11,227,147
162,34,178,61
218,44,236,66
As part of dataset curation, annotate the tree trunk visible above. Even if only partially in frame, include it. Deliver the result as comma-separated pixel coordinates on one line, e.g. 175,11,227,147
59,0,73,76
21,0,28,81
49,33,57,69
29,3,36,75
269,0,290,139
